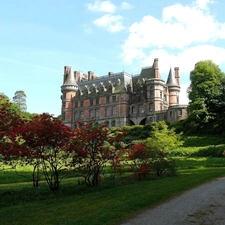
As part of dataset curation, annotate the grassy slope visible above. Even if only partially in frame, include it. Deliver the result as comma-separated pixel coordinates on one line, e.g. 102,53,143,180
1,135,225,225
0,167,225,225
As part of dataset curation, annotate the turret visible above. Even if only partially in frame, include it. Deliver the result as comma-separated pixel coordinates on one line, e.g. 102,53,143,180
166,68,180,106
61,66,79,127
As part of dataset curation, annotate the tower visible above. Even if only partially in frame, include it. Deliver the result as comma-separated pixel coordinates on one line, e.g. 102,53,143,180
166,67,180,106
61,66,78,127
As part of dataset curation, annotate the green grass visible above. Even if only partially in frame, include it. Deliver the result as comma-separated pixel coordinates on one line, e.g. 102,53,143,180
0,166,225,225
1,134,225,225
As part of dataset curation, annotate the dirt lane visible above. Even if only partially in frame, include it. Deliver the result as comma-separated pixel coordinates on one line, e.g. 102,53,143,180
121,177,225,225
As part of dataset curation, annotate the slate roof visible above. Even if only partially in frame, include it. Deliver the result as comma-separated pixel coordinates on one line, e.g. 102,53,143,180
166,68,179,86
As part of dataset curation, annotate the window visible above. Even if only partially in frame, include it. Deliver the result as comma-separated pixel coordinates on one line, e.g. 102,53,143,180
132,106,136,114
178,109,182,116
112,96,116,102
90,99,93,106
80,111,84,119
149,103,154,112
111,120,116,127
160,103,163,110
96,98,99,105
75,102,78,107
160,91,162,98
170,111,173,118
164,94,167,101
150,92,154,98
139,106,144,114
74,112,78,120
112,106,117,115
137,96,141,102
90,110,95,118
106,107,111,116
80,101,83,107
95,109,100,118
106,96,110,104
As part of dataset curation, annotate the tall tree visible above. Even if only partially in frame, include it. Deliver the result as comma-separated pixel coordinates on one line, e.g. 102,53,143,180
187,60,225,133
13,90,27,112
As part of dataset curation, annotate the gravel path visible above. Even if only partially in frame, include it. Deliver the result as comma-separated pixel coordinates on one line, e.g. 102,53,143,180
121,177,225,225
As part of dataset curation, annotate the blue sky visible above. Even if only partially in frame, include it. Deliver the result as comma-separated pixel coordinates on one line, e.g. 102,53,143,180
1,0,225,116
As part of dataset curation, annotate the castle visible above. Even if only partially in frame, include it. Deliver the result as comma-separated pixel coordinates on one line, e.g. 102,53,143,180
61,58,187,128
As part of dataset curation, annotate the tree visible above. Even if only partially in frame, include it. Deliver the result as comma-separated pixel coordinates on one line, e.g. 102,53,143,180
19,113,75,190
187,60,225,133
13,90,27,112
71,121,124,187
145,121,183,176
0,94,25,171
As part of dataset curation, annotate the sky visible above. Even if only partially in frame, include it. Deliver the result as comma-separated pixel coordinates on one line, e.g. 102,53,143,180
1,0,225,116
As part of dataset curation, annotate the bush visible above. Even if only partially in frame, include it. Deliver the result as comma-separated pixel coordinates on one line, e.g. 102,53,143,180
151,157,177,176
193,145,225,157
138,130,150,139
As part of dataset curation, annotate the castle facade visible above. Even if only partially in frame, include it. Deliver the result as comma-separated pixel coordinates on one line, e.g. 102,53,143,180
61,58,187,128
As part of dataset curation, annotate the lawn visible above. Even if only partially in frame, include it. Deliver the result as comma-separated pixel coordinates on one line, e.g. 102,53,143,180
1,156,225,225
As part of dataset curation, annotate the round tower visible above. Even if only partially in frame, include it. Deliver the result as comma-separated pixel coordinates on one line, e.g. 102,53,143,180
166,67,180,106
61,66,78,127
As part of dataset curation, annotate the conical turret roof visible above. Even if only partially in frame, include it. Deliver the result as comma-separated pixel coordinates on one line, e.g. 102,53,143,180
61,67,78,92
166,68,179,86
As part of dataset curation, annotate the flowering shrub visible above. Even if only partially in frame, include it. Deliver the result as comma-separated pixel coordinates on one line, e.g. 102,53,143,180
127,142,151,180
70,121,125,187
19,113,75,190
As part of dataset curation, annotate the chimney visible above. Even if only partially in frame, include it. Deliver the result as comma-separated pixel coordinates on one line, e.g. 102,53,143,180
174,67,180,86
74,71,80,81
108,72,114,76
63,66,71,83
154,58,159,78
88,71,94,80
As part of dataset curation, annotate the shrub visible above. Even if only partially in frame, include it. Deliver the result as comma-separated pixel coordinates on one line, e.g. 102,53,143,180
127,143,151,180
193,145,225,157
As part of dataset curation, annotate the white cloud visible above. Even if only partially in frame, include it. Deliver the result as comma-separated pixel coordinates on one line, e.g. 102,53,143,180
180,83,190,105
86,1,134,32
141,45,225,76
93,14,124,32
121,0,225,65
86,0,116,13
194,0,214,10
120,2,133,10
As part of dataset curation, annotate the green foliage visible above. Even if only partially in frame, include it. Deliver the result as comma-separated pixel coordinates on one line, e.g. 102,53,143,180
143,121,183,176
0,93,23,116
192,145,225,157
13,90,27,112
146,121,183,152
187,60,225,134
